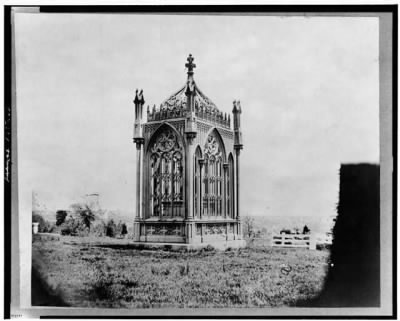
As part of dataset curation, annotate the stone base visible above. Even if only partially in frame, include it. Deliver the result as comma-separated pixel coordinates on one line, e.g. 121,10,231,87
129,239,246,251
133,219,245,250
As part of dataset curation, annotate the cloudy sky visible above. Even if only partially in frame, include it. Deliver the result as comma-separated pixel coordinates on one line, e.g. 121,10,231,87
15,13,379,218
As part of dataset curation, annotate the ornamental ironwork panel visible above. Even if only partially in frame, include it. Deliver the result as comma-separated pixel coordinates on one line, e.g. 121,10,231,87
149,127,184,217
200,133,224,217
146,224,183,236
204,224,226,235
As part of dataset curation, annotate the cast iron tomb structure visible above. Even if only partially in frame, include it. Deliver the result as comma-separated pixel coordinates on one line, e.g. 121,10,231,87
132,54,245,248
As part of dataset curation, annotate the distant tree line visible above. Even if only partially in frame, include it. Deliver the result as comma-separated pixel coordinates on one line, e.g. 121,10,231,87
32,213,56,233
242,216,267,240
242,215,311,240
32,202,128,238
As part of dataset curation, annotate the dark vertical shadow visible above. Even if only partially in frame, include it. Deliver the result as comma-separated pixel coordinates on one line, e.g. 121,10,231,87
300,163,380,307
31,267,69,307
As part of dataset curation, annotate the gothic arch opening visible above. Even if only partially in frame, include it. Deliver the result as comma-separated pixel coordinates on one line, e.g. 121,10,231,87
202,129,226,217
194,146,203,218
146,123,185,218
204,128,227,162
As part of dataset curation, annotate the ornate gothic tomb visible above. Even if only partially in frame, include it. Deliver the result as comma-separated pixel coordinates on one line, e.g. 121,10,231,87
132,54,245,248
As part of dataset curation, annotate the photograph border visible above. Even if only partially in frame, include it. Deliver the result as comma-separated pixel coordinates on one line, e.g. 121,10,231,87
4,4,397,319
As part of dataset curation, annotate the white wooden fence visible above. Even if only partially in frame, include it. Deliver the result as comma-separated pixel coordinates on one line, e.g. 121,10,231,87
271,234,317,250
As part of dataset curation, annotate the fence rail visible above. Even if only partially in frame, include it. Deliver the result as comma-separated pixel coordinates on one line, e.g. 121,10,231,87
271,234,316,250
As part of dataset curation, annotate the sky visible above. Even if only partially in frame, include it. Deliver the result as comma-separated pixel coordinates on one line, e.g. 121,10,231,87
15,13,379,218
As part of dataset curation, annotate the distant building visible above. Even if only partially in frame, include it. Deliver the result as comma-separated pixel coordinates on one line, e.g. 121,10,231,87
132,54,245,248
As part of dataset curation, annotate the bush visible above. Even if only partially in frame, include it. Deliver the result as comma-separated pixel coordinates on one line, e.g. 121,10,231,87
60,216,80,236
106,219,117,237
121,223,128,236
92,222,106,237
56,210,68,226
203,244,215,252
104,220,128,238
76,224,89,237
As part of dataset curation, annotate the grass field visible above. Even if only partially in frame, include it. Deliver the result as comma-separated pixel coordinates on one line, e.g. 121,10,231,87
32,236,330,308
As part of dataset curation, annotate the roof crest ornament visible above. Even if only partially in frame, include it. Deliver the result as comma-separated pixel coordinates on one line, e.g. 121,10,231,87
147,54,229,128
185,54,196,80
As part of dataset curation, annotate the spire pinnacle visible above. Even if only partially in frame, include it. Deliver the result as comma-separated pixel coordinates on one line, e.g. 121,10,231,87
134,89,145,104
134,89,139,104
185,54,196,79
233,100,238,113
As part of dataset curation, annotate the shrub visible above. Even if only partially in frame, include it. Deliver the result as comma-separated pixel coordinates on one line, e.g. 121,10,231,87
121,223,128,236
60,216,80,236
115,221,123,236
76,224,89,237
56,210,68,226
92,222,106,237
106,219,117,237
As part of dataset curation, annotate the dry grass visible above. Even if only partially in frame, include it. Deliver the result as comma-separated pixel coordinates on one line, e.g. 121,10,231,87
32,236,329,308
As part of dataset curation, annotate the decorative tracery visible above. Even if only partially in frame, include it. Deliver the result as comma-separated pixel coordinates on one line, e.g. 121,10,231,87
201,133,225,217
149,128,184,217
159,86,219,115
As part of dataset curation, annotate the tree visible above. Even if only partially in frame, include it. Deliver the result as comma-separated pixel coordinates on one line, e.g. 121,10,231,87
116,221,123,236
121,223,128,236
56,210,68,226
303,225,311,235
70,203,96,232
243,216,255,238
106,219,117,237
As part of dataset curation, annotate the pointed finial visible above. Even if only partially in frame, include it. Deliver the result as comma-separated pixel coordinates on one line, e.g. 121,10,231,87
134,89,139,104
237,100,242,113
138,89,144,104
233,100,238,113
185,54,196,78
